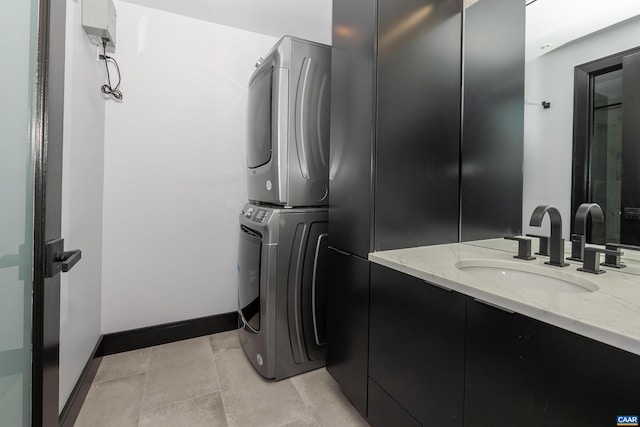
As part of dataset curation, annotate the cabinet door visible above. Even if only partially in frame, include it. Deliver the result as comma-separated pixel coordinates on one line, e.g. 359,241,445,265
369,264,465,427
328,0,377,258
368,378,421,427
375,0,462,251
464,298,538,427
326,248,369,415
530,317,640,426
466,297,640,426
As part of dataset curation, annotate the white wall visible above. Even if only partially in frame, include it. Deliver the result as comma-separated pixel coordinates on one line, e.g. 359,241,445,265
522,16,640,238
59,0,106,411
101,2,277,333
124,0,332,45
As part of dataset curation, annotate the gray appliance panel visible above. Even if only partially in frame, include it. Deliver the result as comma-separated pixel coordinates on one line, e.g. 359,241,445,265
247,37,331,207
238,203,328,380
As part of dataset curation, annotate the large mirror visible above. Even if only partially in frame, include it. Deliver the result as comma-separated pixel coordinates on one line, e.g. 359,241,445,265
468,0,640,274
522,0,640,243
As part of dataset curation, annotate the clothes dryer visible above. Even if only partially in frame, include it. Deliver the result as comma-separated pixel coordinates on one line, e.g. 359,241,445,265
246,36,331,207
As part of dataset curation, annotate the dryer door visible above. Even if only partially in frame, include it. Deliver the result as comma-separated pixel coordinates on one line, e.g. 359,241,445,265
247,66,273,169
238,225,262,331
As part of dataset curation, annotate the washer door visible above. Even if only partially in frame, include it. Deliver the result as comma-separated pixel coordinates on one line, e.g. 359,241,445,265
238,225,262,331
287,221,328,363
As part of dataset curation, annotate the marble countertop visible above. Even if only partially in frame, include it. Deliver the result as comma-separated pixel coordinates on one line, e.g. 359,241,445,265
465,238,640,276
369,242,640,356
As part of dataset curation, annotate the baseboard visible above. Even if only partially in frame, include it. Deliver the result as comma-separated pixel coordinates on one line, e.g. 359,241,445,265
97,311,239,356
59,337,103,427
59,311,238,427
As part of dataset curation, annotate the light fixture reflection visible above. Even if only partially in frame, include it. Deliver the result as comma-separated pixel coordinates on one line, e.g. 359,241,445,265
379,4,434,50
334,25,355,39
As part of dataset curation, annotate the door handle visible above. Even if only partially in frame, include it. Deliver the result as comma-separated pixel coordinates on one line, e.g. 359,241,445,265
59,250,81,272
45,239,82,278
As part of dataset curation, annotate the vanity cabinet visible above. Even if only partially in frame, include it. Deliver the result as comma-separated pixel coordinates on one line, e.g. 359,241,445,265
466,298,640,427
369,264,466,427
368,265,640,427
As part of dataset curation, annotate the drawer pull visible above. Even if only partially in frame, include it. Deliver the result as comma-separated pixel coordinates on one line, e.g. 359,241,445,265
473,298,514,314
425,280,452,292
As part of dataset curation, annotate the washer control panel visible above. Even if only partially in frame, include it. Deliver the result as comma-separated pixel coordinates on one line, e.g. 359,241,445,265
252,209,269,223
240,207,270,223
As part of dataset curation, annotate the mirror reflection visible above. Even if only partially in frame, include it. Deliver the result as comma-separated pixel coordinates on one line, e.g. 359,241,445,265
469,0,640,275
523,0,640,242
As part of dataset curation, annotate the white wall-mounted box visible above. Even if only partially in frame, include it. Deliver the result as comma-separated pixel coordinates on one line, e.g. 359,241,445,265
82,0,117,51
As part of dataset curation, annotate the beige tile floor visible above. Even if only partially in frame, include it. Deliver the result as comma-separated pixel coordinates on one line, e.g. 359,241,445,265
75,330,370,427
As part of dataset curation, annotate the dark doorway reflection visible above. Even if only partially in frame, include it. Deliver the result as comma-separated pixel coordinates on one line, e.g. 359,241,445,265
590,69,623,243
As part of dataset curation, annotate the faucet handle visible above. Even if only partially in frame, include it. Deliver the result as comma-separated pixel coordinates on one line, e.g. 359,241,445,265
503,236,536,260
578,247,624,274
567,233,585,262
601,244,627,269
526,233,550,256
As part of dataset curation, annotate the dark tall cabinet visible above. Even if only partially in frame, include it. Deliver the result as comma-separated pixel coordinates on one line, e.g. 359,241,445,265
328,0,525,420
327,0,464,415
329,0,465,256
326,0,377,415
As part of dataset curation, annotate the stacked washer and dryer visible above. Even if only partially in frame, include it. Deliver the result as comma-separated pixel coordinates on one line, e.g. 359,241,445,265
237,36,331,380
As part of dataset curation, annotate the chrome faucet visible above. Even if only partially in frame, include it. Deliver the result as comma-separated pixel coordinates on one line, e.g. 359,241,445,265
567,203,604,262
529,205,569,267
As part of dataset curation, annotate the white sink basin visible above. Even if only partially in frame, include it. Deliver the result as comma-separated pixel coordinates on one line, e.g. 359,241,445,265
456,259,599,293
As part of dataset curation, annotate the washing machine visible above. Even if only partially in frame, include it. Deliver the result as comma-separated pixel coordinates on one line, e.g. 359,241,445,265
237,202,328,380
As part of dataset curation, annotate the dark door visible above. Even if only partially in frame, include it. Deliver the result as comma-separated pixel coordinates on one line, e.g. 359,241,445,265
572,47,640,245
34,0,72,424
1,0,74,424
620,51,640,244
